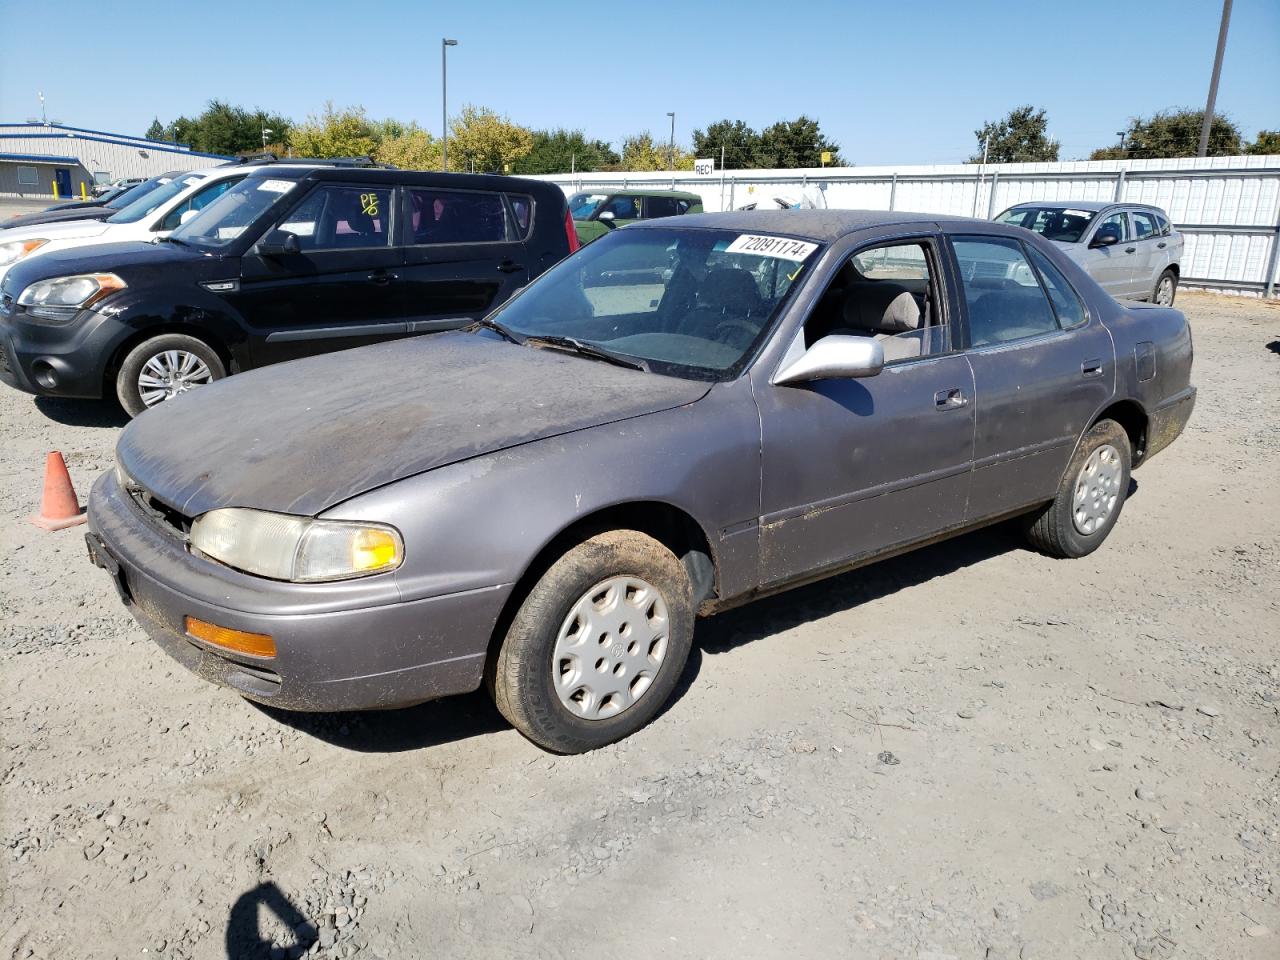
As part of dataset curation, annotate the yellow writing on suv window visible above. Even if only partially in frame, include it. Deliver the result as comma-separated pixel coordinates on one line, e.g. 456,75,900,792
360,193,380,217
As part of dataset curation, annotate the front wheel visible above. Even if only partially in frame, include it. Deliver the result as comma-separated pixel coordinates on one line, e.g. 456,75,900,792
491,530,695,753
1024,419,1131,559
116,334,226,417
1152,269,1178,306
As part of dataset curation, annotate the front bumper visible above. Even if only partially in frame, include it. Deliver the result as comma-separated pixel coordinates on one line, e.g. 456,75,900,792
0,307,126,399
86,471,511,711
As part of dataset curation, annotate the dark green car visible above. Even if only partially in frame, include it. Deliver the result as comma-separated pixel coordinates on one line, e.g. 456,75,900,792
568,189,703,245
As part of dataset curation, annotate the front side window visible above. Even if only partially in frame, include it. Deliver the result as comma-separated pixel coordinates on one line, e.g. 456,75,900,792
272,185,393,250
1095,211,1128,242
488,227,820,380
107,174,204,224
1130,210,1159,240
953,236,1059,347
806,240,948,362
409,189,507,244
602,196,640,219
996,206,1096,243
158,177,243,231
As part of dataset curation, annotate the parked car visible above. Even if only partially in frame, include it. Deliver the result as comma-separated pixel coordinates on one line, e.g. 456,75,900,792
568,189,702,245
1,166,575,414
83,209,1195,753
93,177,145,198
1,172,178,231
995,201,1183,305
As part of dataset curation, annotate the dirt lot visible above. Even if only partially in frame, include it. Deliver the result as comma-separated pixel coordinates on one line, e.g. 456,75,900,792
2,292,1277,960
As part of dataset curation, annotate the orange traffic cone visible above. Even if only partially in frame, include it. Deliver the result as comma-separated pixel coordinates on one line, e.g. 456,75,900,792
29,452,87,531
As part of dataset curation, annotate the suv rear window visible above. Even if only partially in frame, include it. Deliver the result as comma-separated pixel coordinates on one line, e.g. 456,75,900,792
507,194,533,237
409,189,508,244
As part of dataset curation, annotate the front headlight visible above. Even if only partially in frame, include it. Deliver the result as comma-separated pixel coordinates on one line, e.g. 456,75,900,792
0,238,48,267
190,507,403,582
17,272,126,321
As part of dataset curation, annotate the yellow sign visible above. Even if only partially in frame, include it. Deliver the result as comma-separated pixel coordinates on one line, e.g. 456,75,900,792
360,192,380,217
820,151,832,165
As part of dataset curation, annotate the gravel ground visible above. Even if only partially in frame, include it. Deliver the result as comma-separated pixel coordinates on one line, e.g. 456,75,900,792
2,292,1277,960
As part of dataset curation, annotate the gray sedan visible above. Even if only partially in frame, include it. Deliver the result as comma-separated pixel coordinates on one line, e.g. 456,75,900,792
86,210,1196,753
996,201,1183,305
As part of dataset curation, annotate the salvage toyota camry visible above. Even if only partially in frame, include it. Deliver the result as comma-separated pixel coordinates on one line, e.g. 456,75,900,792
86,210,1196,753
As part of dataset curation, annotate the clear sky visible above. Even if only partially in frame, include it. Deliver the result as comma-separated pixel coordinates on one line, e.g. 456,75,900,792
1,0,1276,163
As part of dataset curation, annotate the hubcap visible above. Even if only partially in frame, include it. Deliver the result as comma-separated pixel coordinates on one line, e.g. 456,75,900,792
551,576,670,721
1072,443,1123,535
138,350,213,407
1155,277,1174,305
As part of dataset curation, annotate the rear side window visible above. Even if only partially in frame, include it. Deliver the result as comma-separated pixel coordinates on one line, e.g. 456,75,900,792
952,236,1059,347
409,189,508,244
1131,210,1159,240
507,194,533,237
1025,246,1086,329
644,197,679,218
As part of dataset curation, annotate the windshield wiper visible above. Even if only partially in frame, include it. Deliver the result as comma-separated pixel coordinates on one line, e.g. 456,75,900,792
524,335,649,372
467,316,525,344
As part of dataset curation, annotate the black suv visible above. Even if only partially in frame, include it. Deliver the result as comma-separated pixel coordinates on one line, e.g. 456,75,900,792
0,166,577,414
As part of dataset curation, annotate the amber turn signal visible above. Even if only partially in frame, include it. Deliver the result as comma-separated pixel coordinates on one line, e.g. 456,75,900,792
185,616,276,658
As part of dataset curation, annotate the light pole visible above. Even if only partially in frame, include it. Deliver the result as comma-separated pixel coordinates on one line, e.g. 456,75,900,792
442,38,458,171
666,111,675,171
1116,130,1127,155
1198,0,1232,157
261,126,273,150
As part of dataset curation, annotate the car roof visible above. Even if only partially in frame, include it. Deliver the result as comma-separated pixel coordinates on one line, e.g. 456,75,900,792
570,188,702,200
632,209,973,242
1004,200,1165,213
239,165,562,195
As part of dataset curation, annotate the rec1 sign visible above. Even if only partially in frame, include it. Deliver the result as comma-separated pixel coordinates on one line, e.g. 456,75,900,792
694,158,715,176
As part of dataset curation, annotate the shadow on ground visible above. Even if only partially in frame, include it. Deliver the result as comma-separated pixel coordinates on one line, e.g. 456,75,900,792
33,396,128,428
226,881,316,959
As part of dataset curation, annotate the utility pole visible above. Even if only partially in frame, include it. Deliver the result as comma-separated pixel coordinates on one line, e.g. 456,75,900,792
38,90,46,124
1116,130,1127,155
666,112,675,171
972,135,989,217
442,38,458,171
719,143,726,211
1198,0,1232,158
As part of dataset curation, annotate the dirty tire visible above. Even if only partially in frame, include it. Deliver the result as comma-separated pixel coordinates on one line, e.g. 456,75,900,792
116,333,226,417
491,530,695,754
1024,419,1131,559
1153,268,1178,306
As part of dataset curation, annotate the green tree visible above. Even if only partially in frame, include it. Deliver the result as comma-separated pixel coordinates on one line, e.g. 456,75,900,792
971,105,1058,163
1091,109,1243,160
514,129,618,175
754,116,842,168
150,102,291,154
692,119,759,169
620,131,694,171
1246,129,1280,155
145,117,164,141
288,103,379,159
447,105,534,172
375,130,442,170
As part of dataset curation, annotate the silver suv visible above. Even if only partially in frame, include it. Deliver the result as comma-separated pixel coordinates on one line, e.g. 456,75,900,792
996,201,1182,305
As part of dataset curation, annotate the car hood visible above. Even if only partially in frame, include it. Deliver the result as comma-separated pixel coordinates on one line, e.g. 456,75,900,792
1,206,113,231
1,240,218,296
1,218,113,244
116,332,712,517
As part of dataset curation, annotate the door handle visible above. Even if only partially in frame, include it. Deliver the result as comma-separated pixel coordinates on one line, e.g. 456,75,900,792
1124,246,1136,254
1081,359,1103,378
934,388,968,410
367,271,398,285
497,260,525,274
1157,241,1167,248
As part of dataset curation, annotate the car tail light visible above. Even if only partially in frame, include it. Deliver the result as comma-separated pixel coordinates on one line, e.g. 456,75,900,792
564,208,580,253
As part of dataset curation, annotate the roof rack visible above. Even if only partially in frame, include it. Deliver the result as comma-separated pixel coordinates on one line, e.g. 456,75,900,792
219,154,393,169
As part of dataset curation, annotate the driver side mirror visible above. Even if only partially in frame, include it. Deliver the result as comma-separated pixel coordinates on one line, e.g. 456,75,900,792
596,210,617,228
774,335,884,385
179,209,200,226
256,229,300,257
1090,226,1120,248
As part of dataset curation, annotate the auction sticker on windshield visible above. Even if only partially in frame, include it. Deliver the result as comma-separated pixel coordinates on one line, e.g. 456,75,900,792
724,234,818,261
256,179,293,194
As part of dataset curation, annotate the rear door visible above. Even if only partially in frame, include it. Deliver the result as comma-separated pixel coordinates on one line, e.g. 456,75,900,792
1082,210,1136,298
641,195,680,221
947,233,1114,522
1127,209,1164,299
233,182,406,364
398,186,529,331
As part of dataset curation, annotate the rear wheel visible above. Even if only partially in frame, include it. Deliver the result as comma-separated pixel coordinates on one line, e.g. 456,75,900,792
1153,269,1177,306
1024,419,1131,559
491,530,695,753
116,334,226,417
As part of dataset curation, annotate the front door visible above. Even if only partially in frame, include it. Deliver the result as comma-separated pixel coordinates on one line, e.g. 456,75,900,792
947,233,1116,521
754,235,976,586
1082,210,1135,298
229,183,407,365
54,168,72,199
399,187,530,331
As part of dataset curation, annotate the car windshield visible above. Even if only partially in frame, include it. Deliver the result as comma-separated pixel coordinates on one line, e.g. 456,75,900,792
103,175,169,209
997,206,1097,244
568,193,608,220
170,176,297,250
106,174,205,224
486,226,821,381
